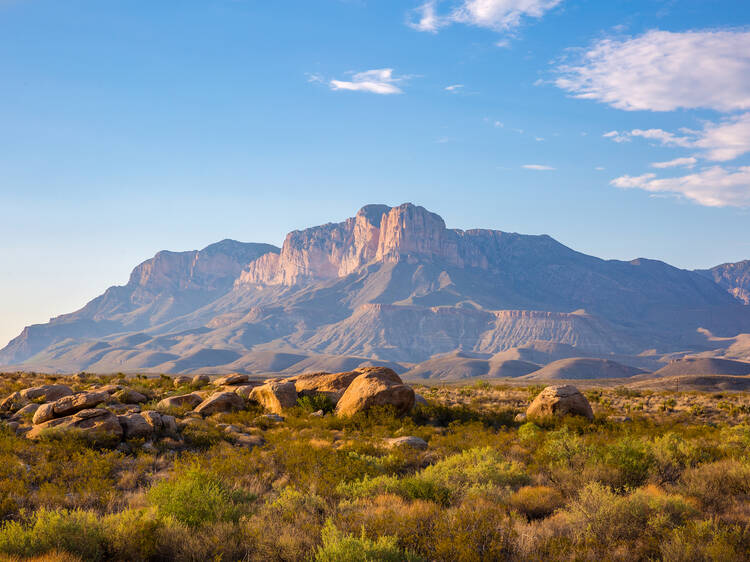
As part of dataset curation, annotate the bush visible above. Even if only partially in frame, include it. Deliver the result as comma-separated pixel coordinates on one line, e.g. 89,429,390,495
661,518,750,561
678,459,750,512
314,520,423,562
508,486,564,519
297,394,336,414
147,468,254,526
0,508,106,560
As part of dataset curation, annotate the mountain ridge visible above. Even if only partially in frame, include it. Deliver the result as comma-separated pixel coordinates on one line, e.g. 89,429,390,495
2,203,749,376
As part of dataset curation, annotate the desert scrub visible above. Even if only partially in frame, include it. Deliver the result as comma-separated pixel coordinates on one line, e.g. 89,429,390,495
147,467,255,526
338,447,529,505
314,520,423,562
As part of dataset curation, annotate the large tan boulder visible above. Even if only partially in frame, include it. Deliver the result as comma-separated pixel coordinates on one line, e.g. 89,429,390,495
32,402,56,424
193,392,245,416
27,408,123,444
526,385,594,421
248,381,297,415
156,393,203,411
52,391,110,417
118,410,174,439
335,368,415,417
118,412,154,439
20,384,73,402
113,388,148,404
173,376,192,387
192,374,210,387
214,373,249,386
287,371,362,402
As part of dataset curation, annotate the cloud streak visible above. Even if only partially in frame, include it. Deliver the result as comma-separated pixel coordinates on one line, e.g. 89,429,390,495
523,164,555,170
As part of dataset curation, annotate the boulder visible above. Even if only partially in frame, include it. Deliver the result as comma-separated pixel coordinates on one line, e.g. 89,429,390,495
32,403,56,425
214,373,249,386
118,413,154,439
526,385,594,421
248,381,297,415
0,392,28,413
287,371,361,402
98,384,123,394
113,388,148,404
156,393,203,411
173,376,192,387
192,374,210,387
13,403,40,418
27,408,123,444
234,434,265,449
193,392,245,416
233,384,261,399
19,384,73,402
384,436,428,450
52,391,110,417
335,368,415,417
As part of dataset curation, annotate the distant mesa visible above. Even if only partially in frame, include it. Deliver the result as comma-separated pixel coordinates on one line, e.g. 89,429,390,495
1,202,750,378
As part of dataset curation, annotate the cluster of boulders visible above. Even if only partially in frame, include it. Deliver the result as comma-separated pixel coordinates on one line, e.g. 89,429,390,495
0,367,418,448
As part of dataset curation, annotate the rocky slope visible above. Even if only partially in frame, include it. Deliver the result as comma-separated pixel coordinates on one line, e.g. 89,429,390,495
698,260,750,304
2,203,750,376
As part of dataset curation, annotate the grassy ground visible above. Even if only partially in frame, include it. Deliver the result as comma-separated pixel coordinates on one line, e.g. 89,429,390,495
0,373,748,561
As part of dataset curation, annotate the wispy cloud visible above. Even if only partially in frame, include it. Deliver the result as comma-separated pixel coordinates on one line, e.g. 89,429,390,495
651,157,697,169
523,164,555,170
555,30,750,112
329,68,405,95
409,0,564,35
445,84,464,93
604,113,750,162
611,166,750,208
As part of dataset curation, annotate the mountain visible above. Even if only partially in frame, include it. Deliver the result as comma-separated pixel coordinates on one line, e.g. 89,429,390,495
697,260,750,304
2,202,750,376
650,357,750,378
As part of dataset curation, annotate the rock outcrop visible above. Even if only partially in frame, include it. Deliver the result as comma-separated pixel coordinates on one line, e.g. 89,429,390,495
214,373,249,386
335,368,415,417
27,408,123,444
248,381,298,415
32,391,109,424
193,392,245,416
19,384,73,402
526,385,594,421
156,393,203,411
287,371,362,402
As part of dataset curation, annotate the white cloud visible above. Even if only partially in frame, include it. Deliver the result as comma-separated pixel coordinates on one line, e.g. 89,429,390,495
611,166,750,208
445,84,464,93
330,69,404,95
604,113,750,162
595,166,605,170
556,30,750,112
651,157,697,169
523,164,555,170
409,0,563,34
603,130,630,143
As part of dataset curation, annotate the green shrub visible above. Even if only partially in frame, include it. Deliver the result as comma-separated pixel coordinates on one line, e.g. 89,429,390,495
297,394,336,414
147,468,254,526
661,518,750,562
314,520,423,562
603,436,654,489
0,508,106,560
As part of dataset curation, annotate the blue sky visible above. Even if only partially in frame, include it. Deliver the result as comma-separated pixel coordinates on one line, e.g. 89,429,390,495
2,0,750,347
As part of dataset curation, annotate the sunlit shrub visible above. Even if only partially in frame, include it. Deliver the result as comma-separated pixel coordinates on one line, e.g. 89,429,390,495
508,485,564,519
147,468,254,526
314,520,423,562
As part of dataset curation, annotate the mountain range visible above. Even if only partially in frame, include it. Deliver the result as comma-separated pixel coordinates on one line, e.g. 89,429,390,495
2,203,750,379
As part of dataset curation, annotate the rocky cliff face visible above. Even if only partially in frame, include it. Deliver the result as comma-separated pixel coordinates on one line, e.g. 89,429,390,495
237,203,566,286
699,260,750,304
